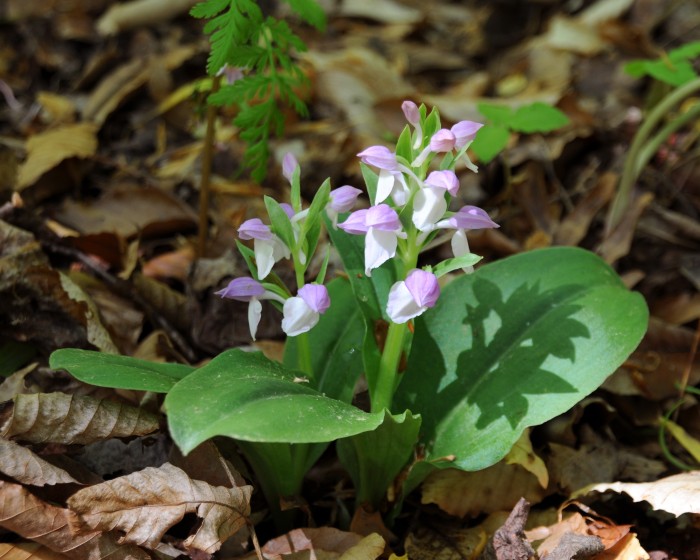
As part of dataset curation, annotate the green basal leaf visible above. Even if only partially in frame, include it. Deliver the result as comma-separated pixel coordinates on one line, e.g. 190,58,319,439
510,102,570,133
265,195,296,251
165,349,384,454
337,410,421,507
394,247,648,474
431,254,482,278
476,102,514,127
470,125,510,163
284,278,364,403
50,349,194,393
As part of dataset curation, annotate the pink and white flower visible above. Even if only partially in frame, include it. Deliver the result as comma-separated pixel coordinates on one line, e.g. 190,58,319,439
281,284,331,336
387,269,440,323
216,277,285,340
238,218,291,280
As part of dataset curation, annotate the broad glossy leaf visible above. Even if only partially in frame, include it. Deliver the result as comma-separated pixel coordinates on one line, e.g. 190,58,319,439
284,278,364,402
50,349,193,393
166,349,384,454
394,247,648,472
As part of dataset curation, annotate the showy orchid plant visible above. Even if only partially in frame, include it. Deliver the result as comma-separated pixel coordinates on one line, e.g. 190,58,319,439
50,102,648,526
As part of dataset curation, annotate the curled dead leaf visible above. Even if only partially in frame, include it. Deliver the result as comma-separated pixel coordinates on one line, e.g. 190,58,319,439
0,438,81,486
68,463,253,554
0,480,151,560
576,471,700,517
0,392,160,445
16,123,98,189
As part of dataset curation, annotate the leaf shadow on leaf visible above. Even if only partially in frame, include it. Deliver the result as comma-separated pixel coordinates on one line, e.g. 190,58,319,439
458,277,589,430
402,275,590,454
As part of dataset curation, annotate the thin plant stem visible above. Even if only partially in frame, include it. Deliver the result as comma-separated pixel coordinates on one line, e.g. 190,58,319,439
371,321,408,413
635,102,700,177
297,333,313,378
197,75,222,259
607,76,700,233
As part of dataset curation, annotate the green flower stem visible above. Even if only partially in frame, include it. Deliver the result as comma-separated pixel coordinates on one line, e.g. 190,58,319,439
297,332,313,377
371,321,408,413
635,101,700,176
292,243,314,379
608,76,700,232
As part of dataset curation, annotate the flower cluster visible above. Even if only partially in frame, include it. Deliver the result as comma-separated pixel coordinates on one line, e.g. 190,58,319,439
338,100,498,322
217,101,499,338
216,153,361,339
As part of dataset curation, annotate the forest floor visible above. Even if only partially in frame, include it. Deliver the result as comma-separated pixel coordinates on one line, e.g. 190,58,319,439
1,0,700,558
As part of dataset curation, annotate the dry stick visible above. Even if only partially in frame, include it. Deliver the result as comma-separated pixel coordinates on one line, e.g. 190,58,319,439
197,75,222,260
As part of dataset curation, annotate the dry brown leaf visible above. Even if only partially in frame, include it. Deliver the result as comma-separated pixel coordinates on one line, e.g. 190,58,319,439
96,0,199,35
36,92,77,124
54,184,197,239
260,527,384,560
421,462,546,518
576,471,700,516
58,272,120,354
141,244,195,282
301,47,413,145
0,438,80,486
405,511,507,560
597,191,654,264
0,220,118,353
0,541,71,559
0,392,159,445
68,463,253,554
16,123,98,189
504,429,549,488
0,480,151,560
339,0,421,24
594,533,649,559
603,317,700,400
554,172,616,246
0,363,37,402
83,45,197,125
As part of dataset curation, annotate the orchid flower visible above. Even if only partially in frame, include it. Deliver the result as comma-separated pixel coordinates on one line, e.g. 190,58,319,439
411,128,457,167
238,218,291,279
387,269,440,323
339,204,407,276
215,277,285,340
451,120,483,172
402,100,423,149
326,185,362,228
282,152,299,183
412,170,460,231
436,205,499,272
281,283,331,336
357,146,411,206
